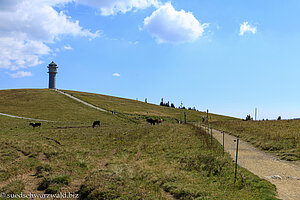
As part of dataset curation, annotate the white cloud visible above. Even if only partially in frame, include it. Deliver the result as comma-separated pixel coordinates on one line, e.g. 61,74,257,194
0,37,50,71
143,3,208,43
75,0,159,16
63,45,73,50
8,71,32,78
129,41,139,45
239,22,257,36
0,0,99,71
113,73,121,77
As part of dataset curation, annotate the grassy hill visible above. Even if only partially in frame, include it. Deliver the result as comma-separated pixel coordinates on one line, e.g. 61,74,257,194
0,89,118,124
0,89,278,199
62,90,237,122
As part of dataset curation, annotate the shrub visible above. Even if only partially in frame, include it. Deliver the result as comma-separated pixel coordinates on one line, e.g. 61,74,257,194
245,114,253,121
277,116,281,120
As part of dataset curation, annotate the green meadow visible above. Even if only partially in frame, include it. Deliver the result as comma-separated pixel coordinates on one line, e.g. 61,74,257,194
0,89,278,199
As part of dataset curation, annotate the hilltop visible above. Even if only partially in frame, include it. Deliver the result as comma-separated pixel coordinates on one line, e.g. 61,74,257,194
0,88,237,127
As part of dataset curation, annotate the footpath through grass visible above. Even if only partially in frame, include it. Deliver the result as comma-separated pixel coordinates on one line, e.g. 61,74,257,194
210,120,300,161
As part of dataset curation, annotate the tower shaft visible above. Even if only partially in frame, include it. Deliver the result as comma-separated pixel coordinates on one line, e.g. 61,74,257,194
48,61,58,89
49,72,56,89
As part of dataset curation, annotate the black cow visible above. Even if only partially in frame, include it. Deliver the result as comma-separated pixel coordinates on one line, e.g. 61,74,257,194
92,121,101,128
146,118,162,125
29,122,41,129
146,118,156,125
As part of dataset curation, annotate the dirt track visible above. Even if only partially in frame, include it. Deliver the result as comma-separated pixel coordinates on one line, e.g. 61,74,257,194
0,112,56,122
55,89,108,112
210,128,300,200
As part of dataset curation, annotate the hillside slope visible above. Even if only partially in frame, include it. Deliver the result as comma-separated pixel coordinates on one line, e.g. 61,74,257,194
0,89,118,125
0,89,277,199
62,89,237,122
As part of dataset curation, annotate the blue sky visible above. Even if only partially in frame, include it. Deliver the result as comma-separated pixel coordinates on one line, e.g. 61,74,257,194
1,0,300,120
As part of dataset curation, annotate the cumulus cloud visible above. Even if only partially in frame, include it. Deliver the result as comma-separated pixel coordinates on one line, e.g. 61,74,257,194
129,41,139,45
113,73,121,77
75,0,159,16
239,22,257,36
8,71,32,78
0,37,50,71
0,0,99,71
63,45,73,50
143,3,208,43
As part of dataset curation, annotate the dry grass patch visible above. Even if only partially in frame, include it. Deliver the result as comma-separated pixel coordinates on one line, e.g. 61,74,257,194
211,119,300,161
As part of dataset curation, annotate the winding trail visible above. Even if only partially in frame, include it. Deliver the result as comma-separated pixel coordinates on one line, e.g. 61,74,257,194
0,112,56,122
0,89,108,122
55,89,108,112
209,127,300,200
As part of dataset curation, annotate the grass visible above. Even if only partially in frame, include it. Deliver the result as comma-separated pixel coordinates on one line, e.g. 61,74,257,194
210,119,300,161
38,175,70,194
0,89,119,124
62,90,237,122
0,89,278,199
0,181,25,194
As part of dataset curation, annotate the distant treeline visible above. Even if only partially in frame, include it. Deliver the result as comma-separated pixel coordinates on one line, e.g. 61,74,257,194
159,98,197,111
244,114,282,121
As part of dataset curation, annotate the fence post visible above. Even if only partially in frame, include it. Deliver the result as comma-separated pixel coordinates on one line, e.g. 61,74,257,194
207,123,209,136
206,109,209,121
234,136,239,184
210,128,213,145
222,131,225,156
184,112,186,124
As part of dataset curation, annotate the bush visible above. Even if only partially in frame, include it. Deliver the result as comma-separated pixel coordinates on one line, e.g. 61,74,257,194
245,114,253,121
277,116,281,120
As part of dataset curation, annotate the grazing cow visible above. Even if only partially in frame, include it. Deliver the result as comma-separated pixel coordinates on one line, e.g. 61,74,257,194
29,122,41,129
146,118,162,125
146,118,156,125
154,119,163,125
92,121,101,128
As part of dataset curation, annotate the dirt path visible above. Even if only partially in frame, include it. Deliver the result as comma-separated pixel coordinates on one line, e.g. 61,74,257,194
0,112,56,122
55,89,108,113
0,152,46,198
209,127,300,200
